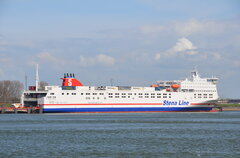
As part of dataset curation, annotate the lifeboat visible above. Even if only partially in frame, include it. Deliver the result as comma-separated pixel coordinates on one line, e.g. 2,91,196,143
150,84,158,87
166,88,171,92
171,84,180,89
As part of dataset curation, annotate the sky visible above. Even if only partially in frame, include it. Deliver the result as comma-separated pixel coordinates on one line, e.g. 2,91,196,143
0,0,240,98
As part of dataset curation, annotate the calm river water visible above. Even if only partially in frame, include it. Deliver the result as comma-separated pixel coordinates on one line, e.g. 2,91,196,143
0,112,239,158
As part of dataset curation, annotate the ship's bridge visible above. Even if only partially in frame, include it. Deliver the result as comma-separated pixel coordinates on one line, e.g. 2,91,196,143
155,70,218,95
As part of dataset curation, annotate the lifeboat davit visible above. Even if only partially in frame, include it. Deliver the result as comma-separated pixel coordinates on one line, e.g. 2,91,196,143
171,84,180,89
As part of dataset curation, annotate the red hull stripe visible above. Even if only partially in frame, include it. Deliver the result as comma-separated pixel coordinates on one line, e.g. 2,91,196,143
43,103,163,106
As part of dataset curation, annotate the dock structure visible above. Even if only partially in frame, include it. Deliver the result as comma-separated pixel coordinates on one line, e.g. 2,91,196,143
0,107,41,114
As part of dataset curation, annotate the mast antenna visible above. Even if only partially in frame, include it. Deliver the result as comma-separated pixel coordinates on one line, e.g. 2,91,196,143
110,78,113,86
36,64,39,91
25,75,28,90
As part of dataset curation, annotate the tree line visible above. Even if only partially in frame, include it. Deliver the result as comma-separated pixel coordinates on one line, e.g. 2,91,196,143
0,80,24,104
0,80,48,104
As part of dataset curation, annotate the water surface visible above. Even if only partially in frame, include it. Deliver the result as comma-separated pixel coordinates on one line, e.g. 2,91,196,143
0,112,239,158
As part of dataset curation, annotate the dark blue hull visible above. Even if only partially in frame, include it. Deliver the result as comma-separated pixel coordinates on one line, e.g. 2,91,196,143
43,107,215,113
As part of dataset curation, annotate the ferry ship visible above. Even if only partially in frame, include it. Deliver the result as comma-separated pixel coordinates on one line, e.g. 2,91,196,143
21,69,220,113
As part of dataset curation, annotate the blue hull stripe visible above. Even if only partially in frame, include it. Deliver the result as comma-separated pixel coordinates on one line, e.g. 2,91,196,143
43,107,213,113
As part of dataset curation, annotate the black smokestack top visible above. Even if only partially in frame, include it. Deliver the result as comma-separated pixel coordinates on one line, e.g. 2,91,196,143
70,73,72,78
73,73,75,78
64,73,66,78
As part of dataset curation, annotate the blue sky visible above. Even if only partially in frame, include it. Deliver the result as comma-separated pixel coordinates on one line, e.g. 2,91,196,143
0,0,240,98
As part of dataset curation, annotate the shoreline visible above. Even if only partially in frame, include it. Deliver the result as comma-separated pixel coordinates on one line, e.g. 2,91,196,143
221,107,240,111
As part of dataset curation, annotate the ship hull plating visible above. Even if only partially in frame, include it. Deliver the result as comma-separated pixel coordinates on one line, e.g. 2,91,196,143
42,104,216,113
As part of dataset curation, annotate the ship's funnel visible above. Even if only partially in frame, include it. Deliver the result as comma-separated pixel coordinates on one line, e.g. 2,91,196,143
61,73,84,86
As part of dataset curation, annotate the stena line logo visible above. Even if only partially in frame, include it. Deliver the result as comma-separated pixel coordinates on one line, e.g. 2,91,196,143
163,100,189,106
68,79,72,86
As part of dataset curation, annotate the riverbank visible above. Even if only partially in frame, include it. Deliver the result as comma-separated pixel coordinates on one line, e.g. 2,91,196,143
217,104,240,111
221,107,240,111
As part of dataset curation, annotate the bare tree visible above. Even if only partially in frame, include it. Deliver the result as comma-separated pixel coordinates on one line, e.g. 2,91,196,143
39,81,48,91
0,80,24,104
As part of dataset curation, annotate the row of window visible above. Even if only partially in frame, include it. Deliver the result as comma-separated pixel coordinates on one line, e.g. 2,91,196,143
51,92,170,96
194,90,217,92
181,90,216,92
108,95,170,99
50,92,214,99
48,93,172,99
109,93,167,96
194,94,213,98
85,95,170,100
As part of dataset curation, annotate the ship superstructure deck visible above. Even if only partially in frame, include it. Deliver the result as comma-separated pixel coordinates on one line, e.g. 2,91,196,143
21,70,220,113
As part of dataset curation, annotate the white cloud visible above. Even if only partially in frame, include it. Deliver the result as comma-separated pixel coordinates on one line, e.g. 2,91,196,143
185,51,198,55
174,19,205,36
212,53,221,60
0,57,11,62
154,53,161,60
173,37,197,52
137,19,238,37
37,52,66,65
174,19,230,36
35,52,115,67
154,37,198,61
233,60,240,67
0,40,8,46
79,54,115,67
167,37,198,56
